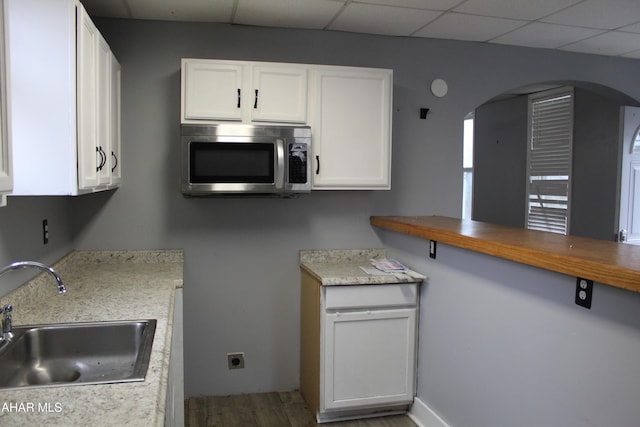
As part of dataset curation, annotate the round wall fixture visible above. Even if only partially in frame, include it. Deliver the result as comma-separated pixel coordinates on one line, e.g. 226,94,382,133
430,78,448,98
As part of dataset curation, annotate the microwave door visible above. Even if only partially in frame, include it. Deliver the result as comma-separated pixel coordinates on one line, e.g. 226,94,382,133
187,141,278,194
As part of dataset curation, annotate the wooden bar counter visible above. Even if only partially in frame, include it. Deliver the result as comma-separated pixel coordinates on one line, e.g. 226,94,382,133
370,215,640,293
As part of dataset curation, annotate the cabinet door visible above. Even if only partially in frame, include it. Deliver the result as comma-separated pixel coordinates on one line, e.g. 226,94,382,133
251,65,307,123
182,60,243,121
109,55,122,186
322,308,416,411
165,288,184,427
0,0,11,198
76,4,100,190
96,35,111,187
312,67,392,189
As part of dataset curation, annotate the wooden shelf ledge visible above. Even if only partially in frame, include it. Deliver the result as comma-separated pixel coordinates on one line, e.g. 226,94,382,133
370,215,640,293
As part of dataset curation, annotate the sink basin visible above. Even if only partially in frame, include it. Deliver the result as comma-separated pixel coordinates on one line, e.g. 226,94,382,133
0,319,156,390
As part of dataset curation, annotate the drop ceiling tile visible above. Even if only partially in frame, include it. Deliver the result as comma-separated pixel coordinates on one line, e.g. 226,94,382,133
414,12,525,41
622,49,640,59
453,0,583,21
356,0,464,11
560,31,640,56
235,0,345,29
543,0,640,30
329,3,442,36
620,22,640,33
492,22,604,49
124,0,236,22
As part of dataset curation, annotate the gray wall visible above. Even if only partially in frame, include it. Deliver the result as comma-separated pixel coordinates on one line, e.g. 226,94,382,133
472,87,624,240
2,15,639,426
572,87,623,240
0,197,74,296
381,229,640,427
472,95,528,228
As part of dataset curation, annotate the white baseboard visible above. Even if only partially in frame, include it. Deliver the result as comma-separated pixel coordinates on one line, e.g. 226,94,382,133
408,397,450,427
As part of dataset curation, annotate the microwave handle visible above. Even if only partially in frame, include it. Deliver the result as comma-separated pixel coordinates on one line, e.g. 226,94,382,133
276,139,285,190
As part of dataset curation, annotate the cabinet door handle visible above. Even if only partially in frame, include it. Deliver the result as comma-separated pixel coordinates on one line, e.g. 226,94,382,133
100,147,107,170
96,147,106,171
111,151,118,173
315,155,320,175
254,89,259,109
237,88,241,108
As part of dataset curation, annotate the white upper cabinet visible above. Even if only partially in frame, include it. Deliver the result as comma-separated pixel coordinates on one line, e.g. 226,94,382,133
181,59,308,124
182,60,243,121
109,55,122,186
7,0,121,196
181,59,393,190
251,64,307,123
309,66,392,190
0,0,12,202
76,7,100,190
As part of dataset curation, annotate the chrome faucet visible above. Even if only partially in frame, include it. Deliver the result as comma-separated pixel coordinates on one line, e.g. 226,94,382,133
0,261,67,343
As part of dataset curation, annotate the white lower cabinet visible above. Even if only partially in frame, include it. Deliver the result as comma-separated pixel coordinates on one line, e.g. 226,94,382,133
165,288,184,427
323,308,417,412
301,270,418,423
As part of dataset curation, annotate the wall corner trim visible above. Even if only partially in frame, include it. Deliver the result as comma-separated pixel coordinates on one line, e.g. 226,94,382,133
408,397,451,427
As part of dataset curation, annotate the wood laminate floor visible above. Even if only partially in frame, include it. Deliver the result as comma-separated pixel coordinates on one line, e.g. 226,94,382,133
184,391,417,427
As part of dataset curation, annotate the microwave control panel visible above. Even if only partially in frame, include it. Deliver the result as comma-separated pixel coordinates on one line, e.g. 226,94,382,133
288,143,308,184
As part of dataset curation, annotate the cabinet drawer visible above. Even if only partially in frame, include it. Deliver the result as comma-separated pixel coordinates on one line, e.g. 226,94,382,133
324,283,417,310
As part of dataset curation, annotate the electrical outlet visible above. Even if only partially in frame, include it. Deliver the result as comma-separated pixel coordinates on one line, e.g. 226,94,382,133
429,240,437,259
42,219,49,245
227,352,245,369
575,278,593,309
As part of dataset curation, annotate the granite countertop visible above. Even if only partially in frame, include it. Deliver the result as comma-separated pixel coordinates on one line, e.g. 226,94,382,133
300,249,425,285
0,250,183,427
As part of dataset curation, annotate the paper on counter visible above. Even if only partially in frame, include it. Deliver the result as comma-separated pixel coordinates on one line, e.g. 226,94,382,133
360,265,427,280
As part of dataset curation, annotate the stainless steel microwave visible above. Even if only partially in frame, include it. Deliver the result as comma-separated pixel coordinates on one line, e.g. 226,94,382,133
181,124,311,196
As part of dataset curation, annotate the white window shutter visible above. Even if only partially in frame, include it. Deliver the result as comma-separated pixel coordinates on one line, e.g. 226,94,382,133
526,89,573,235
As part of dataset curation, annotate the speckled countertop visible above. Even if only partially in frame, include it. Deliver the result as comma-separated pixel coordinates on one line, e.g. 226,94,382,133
0,250,183,427
300,249,425,285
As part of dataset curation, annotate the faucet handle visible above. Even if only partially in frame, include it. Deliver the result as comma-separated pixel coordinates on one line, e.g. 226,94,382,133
0,304,12,342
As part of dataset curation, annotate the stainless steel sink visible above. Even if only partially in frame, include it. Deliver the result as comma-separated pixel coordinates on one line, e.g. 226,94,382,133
0,319,156,390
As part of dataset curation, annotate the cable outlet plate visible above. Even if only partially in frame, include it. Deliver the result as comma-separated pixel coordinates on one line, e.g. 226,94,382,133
575,278,593,309
227,352,245,369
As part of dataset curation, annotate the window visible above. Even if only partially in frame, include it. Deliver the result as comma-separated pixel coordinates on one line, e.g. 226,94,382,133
526,88,573,235
462,113,474,220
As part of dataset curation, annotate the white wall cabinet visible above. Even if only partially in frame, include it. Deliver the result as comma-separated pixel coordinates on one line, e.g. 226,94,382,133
7,0,121,196
181,59,393,190
0,0,11,204
309,66,392,190
300,270,418,423
181,59,308,124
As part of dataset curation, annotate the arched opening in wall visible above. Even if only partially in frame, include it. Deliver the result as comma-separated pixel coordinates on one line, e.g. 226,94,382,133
464,81,640,242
